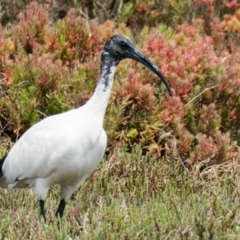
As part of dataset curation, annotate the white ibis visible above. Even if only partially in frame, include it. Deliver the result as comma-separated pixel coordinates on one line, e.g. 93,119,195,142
0,34,172,220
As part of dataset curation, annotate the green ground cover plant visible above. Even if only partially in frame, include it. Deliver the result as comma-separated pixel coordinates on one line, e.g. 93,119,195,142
0,0,240,239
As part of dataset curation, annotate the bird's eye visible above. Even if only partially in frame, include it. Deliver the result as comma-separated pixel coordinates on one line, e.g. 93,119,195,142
120,41,127,47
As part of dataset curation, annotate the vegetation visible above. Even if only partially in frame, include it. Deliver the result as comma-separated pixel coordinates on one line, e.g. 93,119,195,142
0,0,240,239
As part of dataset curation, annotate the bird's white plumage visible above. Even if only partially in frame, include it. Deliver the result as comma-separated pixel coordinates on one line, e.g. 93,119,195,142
1,66,116,202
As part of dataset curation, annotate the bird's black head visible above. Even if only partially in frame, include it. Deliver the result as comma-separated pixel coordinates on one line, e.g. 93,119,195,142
103,35,136,61
103,34,172,96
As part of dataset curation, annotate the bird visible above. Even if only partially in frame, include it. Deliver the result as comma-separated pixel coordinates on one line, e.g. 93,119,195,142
0,34,172,221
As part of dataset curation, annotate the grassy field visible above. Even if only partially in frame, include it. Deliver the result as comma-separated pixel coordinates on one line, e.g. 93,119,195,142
0,145,240,239
0,1,240,239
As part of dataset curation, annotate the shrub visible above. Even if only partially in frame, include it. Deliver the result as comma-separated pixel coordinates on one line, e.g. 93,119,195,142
0,1,240,166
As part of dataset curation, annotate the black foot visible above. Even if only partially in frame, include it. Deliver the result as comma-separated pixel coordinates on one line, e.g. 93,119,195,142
55,199,66,218
39,199,46,222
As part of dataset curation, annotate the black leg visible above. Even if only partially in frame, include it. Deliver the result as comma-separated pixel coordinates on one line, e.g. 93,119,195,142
39,199,46,222
55,199,66,218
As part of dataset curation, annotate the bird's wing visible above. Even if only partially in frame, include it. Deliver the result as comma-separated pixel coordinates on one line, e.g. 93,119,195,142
2,109,104,185
2,114,76,183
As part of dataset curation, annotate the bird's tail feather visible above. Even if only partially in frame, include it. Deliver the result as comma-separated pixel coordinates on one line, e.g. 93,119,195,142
0,153,7,177
0,154,8,187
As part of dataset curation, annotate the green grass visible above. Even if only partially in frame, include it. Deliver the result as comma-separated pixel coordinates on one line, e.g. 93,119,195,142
0,145,240,239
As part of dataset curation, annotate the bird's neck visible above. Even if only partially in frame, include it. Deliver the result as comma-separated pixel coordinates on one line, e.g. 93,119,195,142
84,52,118,117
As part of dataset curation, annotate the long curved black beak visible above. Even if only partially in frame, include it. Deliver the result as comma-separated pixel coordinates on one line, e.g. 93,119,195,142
129,50,172,96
